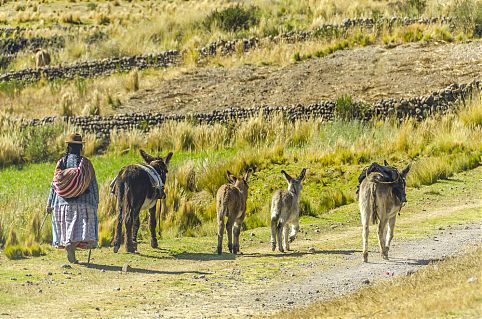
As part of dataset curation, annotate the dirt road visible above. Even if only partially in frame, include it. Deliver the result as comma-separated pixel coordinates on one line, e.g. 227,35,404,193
120,41,482,115
0,168,481,319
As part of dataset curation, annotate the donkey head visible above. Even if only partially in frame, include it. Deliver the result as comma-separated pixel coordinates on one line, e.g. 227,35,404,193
385,160,412,203
140,149,173,185
226,169,252,194
281,168,307,195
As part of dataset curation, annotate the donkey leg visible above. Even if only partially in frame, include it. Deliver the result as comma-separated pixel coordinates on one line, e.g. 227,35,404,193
226,218,234,253
124,210,136,253
217,217,225,255
362,224,369,262
277,221,285,253
283,224,290,251
232,221,241,254
378,220,388,260
132,215,140,252
384,216,397,258
270,217,278,251
112,210,124,253
148,206,158,248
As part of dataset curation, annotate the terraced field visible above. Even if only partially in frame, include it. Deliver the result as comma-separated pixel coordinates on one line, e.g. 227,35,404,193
0,0,481,318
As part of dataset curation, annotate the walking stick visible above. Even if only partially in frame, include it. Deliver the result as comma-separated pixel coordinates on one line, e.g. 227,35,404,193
87,248,92,266
38,208,51,241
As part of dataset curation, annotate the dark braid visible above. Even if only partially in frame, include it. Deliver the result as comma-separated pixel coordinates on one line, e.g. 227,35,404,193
62,144,83,168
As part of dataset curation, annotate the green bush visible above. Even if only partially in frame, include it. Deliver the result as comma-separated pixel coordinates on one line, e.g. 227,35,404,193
335,95,367,121
20,124,64,163
203,5,260,32
4,245,27,260
450,0,482,36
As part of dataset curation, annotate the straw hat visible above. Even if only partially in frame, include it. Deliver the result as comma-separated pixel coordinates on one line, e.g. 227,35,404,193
65,133,84,144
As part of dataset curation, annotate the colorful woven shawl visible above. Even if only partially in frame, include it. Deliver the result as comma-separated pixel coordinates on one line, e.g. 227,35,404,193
53,157,94,198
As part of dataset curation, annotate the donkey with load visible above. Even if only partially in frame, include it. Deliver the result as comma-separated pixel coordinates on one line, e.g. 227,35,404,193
110,150,173,253
358,161,411,262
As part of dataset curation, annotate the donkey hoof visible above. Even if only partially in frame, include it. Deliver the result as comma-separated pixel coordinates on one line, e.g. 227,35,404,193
233,245,239,254
382,254,389,260
271,243,276,252
217,247,222,255
228,244,233,253
126,245,136,253
113,245,120,253
363,252,368,263
151,239,158,249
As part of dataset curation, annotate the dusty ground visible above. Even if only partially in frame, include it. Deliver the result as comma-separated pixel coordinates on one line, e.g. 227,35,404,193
0,167,481,319
120,41,482,114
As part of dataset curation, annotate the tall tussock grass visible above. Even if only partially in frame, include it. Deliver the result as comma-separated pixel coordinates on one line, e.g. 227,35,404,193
1,95,481,249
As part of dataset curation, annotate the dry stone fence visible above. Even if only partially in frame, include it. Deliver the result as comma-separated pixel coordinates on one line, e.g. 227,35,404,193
199,16,454,57
1,16,455,80
24,81,481,139
0,50,180,83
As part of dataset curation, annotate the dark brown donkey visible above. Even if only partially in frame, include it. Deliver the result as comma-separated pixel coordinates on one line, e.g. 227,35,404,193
111,150,173,253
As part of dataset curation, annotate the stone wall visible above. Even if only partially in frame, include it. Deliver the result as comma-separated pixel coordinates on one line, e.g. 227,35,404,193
0,36,65,55
24,81,480,138
199,16,454,56
0,50,180,83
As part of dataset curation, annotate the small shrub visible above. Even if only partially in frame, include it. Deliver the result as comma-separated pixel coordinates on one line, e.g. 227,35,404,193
60,13,82,24
86,3,97,11
203,5,260,32
335,95,357,120
4,245,26,260
96,13,111,25
20,124,64,162
125,70,139,92
459,97,482,127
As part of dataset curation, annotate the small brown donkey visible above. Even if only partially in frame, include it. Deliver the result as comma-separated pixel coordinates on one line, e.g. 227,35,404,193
270,169,306,252
216,170,251,254
358,162,411,262
111,150,172,253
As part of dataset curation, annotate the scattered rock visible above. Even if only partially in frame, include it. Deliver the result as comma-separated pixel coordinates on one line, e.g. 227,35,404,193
38,289,42,293
406,269,415,276
95,307,100,311
362,278,370,284
61,264,72,269
122,264,130,273
10,278,16,281
47,272,53,276
308,247,316,253
113,287,121,291
287,301,294,305
250,232,255,237
467,276,477,284
255,297,260,301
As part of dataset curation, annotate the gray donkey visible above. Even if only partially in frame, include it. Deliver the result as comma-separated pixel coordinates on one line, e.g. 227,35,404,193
358,162,411,262
216,170,251,254
271,169,306,252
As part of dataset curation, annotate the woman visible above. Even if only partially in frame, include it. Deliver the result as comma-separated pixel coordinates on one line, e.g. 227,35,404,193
46,133,99,263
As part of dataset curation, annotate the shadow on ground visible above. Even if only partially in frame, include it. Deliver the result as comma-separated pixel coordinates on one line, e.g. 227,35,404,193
242,249,360,258
82,263,210,275
173,252,237,261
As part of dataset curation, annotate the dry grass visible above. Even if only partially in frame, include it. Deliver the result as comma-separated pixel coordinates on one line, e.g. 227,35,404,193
277,247,482,319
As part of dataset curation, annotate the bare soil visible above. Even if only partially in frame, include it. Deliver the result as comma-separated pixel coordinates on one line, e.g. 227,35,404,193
120,41,482,114
1,168,481,319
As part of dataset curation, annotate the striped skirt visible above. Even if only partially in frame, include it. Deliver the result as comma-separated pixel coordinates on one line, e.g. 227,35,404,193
52,203,98,249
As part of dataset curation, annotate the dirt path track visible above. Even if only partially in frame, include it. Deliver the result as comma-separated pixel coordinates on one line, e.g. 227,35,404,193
1,169,481,319
121,42,482,114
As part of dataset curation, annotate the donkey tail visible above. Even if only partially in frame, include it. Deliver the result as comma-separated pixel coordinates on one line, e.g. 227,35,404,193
370,182,379,225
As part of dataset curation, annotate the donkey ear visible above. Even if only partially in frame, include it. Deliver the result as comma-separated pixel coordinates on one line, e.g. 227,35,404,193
163,152,173,165
227,171,236,184
243,169,252,182
401,163,412,178
298,168,307,181
140,149,155,163
281,170,293,182
384,159,389,166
